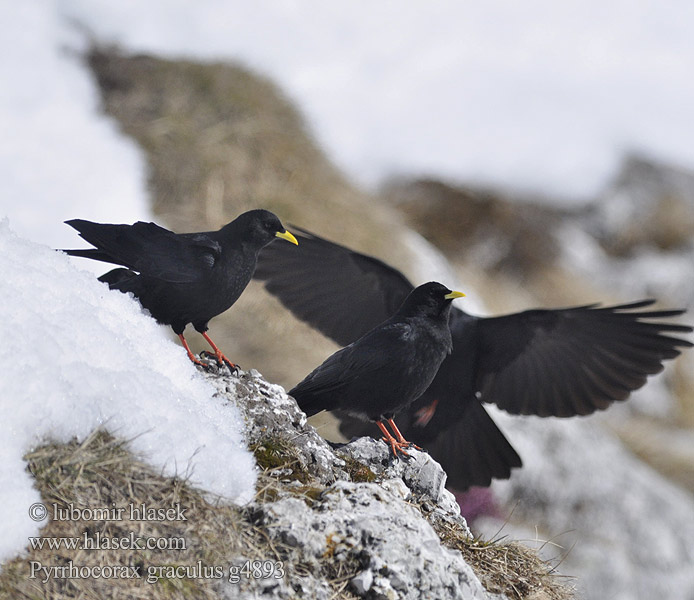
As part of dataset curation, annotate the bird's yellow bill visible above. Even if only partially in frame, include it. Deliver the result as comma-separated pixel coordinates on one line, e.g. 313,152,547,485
445,290,465,299
276,230,299,245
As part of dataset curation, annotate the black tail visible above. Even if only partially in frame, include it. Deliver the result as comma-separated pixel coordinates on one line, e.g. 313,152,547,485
338,400,521,490
97,268,138,288
61,248,120,266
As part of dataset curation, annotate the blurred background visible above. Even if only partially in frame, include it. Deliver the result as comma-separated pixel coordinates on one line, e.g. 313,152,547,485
2,2,693,598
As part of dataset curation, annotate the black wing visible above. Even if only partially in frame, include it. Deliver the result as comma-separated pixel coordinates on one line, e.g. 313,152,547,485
475,300,693,417
255,227,415,346
290,321,415,416
64,220,221,284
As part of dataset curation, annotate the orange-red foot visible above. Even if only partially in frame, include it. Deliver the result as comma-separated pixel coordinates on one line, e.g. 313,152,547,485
201,332,239,372
387,418,423,451
200,350,239,372
376,421,413,458
414,399,439,427
380,436,412,458
178,334,207,367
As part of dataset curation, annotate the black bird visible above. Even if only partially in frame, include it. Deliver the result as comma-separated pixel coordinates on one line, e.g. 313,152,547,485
63,209,298,368
290,282,465,457
256,227,693,489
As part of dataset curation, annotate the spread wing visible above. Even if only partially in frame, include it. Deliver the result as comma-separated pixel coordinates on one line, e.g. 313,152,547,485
475,300,693,417
255,227,414,346
64,219,221,283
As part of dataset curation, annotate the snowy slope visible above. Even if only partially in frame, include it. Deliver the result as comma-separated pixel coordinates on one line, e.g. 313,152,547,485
0,221,256,565
59,0,694,201
2,0,694,244
0,1,148,251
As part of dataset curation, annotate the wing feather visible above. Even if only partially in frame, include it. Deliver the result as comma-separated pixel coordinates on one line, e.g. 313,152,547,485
256,227,414,346
64,219,221,283
475,301,693,416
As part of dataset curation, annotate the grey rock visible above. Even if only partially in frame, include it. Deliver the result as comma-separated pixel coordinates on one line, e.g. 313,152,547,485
351,569,373,595
337,436,460,516
478,410,694,600
259,481,487,600
203,367,343,483
203,367,497,599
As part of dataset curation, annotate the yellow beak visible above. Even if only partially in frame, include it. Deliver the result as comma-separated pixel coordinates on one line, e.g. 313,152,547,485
275,230,299,245
444,290,465,300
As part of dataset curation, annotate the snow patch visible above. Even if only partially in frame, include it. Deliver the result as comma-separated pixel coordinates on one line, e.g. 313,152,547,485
0,221,256,565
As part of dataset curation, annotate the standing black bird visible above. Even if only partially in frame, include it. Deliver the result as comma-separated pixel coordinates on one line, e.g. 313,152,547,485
256,227,693,489
63,209,298,368
290,282,465,456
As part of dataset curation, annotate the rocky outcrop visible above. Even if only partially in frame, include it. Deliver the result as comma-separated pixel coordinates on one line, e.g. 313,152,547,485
205,366,490,599
1,361,572,600
203,365,569,599
83,46,692,599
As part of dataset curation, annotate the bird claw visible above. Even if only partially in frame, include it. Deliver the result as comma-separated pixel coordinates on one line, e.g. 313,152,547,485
199,351,239,374
380,437,413,459
195,351,218,370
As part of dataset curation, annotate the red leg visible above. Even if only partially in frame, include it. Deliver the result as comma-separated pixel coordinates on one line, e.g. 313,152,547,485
414,398,439,427
376,421,411,458
387,418,422,451
178,334,205,366
201,331,238,370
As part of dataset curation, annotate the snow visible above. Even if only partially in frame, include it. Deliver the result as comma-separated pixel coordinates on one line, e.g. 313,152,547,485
3,1,694,246
55,0,694,202
0,221,257,565
0,1,148,252
483,408,694,599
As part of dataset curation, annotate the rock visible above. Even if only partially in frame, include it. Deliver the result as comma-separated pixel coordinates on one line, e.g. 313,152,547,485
337,436,464,521
258,481,486,600
587,154,694,256
351,568,373,594
203,367,343,484
201,367,501,599
477,409,694,600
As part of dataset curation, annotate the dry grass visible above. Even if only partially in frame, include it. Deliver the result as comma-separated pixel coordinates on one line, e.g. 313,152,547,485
0,428,574,600
0,431,294,600
430,516,575,600
381,178,565,278
0,429,370,600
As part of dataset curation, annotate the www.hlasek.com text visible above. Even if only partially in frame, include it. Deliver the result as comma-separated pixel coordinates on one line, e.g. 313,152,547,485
29,531,186,552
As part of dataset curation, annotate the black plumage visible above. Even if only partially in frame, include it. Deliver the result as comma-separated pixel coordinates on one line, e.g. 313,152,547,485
256,227,693,489
63,209,298,367
290,282,464,456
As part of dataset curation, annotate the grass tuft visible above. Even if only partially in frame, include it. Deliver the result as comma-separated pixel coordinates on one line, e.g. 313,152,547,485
430,516,575,600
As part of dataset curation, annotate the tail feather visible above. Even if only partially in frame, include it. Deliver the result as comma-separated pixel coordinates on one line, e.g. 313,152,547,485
338,400,521,490
61,248,121,266
97,268,138,288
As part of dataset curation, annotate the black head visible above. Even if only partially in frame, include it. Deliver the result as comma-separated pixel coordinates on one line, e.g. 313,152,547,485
226,209,298,248
397,281,465,319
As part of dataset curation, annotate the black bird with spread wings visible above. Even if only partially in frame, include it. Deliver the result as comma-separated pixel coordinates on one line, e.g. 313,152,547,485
256,227,693,490
63,209,298,368
291,282,464,457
